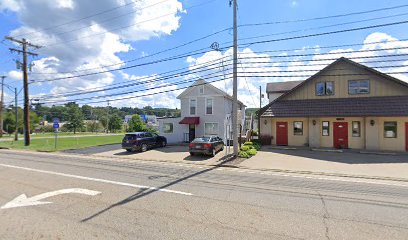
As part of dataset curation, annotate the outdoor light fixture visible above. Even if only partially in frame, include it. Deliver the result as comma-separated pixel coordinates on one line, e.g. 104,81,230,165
264,119,268,125
370,120,375,126
312,120,317,125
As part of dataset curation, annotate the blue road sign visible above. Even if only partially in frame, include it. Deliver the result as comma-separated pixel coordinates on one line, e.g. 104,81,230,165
53,118,60,124
53,123,60,129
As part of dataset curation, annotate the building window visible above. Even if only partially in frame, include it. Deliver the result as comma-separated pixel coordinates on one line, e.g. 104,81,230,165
316,81,334,96
293,121,303,135
352,121,360,137
204,123,218,135
349,80,370,94
199,86,204,94
190,99,196,115
163,123,173,133
384,122,397,138
322,121,330,136
206,98,213,115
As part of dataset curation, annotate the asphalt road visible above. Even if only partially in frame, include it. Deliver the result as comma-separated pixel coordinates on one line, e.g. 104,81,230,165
0,150,407,240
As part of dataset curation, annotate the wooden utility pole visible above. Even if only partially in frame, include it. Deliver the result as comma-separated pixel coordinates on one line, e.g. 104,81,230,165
231,0,239,156
5,37,41,146
0,76,5,137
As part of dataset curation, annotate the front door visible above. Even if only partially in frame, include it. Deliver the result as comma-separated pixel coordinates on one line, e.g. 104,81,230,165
405,123,408,151
189,124,195,142
333,122,348,149
276,122,288,146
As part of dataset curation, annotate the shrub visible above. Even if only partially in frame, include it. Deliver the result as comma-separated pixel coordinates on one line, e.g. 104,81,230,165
238,151,250,158
244,141,253,146
248,149,257,155
241,145,250,151
253,142,261,150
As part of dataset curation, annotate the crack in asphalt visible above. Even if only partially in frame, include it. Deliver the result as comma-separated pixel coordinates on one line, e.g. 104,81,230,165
318,192,331,240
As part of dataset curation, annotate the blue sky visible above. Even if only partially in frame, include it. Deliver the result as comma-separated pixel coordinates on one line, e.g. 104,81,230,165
1,0,408,108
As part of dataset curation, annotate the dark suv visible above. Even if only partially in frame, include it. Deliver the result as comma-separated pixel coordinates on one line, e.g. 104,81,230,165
122,132,167,152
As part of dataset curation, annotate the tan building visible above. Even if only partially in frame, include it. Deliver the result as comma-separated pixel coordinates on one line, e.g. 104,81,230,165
259,57,408,152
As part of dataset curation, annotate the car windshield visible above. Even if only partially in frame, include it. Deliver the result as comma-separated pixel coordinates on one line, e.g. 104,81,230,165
192,137,211,143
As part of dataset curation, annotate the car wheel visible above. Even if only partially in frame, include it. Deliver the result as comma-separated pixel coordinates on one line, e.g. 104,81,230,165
211,148,216,157
161,141,167,147
220,145,224,151
141,144,148,152
126,149,132,152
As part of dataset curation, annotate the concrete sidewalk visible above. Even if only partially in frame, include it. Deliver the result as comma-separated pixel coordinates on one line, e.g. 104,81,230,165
241,147,408,181
78,144,408,181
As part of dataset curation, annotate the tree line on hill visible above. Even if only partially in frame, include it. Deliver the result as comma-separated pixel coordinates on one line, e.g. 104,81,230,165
1,102,181,135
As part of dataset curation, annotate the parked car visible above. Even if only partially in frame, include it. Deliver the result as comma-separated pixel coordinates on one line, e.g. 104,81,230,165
122,132,167,152
189,136,224,157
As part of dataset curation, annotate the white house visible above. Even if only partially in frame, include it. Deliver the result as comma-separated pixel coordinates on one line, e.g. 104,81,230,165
158,79,246,144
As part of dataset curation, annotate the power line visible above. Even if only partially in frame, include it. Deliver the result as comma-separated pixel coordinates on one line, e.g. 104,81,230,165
37,69,408,107
36,0,217,49
29,0,170,42
12,0,148,38
237,12,408,44
30,44,408,84
238,4,408,27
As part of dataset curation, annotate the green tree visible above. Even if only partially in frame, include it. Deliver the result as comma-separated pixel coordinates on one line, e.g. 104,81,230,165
65,103,84,134
108,114,123,133
127,115,147,132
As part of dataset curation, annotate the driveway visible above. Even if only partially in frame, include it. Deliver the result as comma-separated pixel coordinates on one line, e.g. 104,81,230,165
69,144,229,165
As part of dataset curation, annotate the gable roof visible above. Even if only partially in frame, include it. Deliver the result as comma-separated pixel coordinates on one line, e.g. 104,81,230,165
177,79,246,107
266,80,303,93
260,57,408,116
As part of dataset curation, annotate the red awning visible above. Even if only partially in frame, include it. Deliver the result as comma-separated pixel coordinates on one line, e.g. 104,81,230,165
179,117,200,125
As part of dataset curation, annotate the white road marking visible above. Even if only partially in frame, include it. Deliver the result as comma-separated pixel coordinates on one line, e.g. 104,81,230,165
1,188,100,209
0,163,193,196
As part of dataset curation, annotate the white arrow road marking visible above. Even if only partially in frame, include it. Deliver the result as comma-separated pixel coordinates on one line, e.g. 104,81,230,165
1,188,100,209
0,163,193,196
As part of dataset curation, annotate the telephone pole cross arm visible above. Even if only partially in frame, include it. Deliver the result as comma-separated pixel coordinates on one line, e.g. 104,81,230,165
5,36,41,146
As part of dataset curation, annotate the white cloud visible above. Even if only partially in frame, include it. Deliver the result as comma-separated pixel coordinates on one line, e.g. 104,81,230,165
4,0,184,98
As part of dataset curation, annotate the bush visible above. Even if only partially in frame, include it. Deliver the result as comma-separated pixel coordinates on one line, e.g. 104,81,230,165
238,151,250,158
253,142,261,150
244,141,253,146
247,149,257,155
241,145,250,151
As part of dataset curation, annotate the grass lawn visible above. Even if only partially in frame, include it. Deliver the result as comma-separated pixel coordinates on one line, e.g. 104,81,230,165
0,135,123,152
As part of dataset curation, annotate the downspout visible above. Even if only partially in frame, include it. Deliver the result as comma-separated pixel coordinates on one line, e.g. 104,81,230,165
363,116,367,150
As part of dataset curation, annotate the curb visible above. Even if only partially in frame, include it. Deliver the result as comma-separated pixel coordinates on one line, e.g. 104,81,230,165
2,148,408,183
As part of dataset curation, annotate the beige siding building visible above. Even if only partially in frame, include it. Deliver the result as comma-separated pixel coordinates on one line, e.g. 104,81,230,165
260,57,408,152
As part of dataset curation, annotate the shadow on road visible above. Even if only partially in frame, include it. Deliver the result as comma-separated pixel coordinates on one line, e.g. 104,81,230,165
80,154,236,223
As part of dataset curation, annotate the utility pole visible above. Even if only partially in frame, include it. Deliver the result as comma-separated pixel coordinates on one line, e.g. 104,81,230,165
106,100,110,133
0,76,5,137
231,0,239,156
259,86,263,137
5,37,41,146
14,88,18,141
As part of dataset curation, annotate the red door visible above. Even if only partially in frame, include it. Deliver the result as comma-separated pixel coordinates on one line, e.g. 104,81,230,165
333,122,348,149
276,122,288,146
405,123,408,151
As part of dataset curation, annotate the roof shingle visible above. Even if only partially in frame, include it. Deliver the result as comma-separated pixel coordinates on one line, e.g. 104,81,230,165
261,96,408,117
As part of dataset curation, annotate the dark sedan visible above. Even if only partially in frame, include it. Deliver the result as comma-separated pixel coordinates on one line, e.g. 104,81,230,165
122,132,167,152
189,136,224,157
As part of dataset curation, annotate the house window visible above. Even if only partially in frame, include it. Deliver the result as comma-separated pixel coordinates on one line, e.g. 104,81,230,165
322,121,330,136
204,123,218,135
349,80,370,94
293,121,303,135
316,81,334,96
352,121,360,137
384,122,397,138
190,99,196,115
163,123,173,133
206,98,213,115
199,86,204,94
